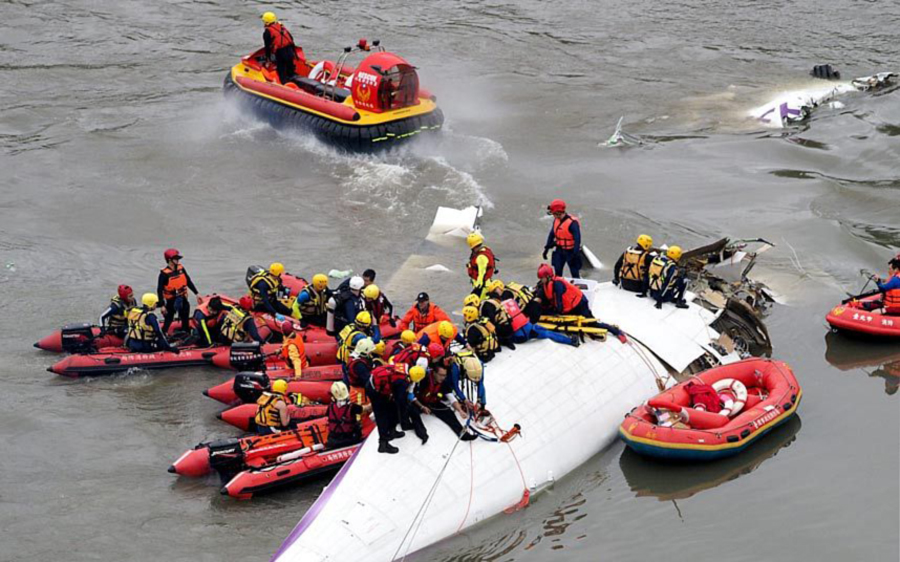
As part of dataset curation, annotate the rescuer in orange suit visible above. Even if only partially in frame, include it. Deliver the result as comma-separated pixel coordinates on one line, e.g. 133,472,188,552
261,11,297,84
543,199,582,278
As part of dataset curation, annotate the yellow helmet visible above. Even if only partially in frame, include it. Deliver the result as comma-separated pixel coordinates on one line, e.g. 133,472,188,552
374,341,386,357
269,262,285,276
409,365,426,383
261,11,277,25
363,284,380,300
438,321,455,340
466,231,484,249
462,306,479,323
667,245,683,261
355,310,372,327
312,274,328,291
463,294,480,308
400,330,416,345
487,279,505,294
460,355,483,382
637,234,653,251
272,379,288,395
330,381,349,401
141,293,159,308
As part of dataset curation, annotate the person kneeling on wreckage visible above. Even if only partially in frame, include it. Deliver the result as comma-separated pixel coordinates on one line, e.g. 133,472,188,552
485,280,579,347
535,264,627,343
447,350,487,415
409,363,477,443
646,246,689,310
465,292,516,350
462,305,500,363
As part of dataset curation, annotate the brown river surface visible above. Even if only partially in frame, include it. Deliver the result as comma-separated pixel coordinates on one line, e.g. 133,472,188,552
1,1,898,560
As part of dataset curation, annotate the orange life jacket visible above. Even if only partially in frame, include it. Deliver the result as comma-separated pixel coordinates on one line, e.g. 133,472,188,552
542,276,583,314
266,22,295,51
467,246,496,281
280,333,309,370
161,264,188,300
885,273,900,314
552,215,580,251
416,322,458,350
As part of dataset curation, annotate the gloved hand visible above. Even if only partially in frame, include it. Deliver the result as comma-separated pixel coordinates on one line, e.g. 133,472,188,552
542,248,550,260
170,347,181,355
389,316,397,328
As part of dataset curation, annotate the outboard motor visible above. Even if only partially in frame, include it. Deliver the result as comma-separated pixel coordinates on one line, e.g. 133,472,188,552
60,323,97,354
246,265,264,288
233,372,270,404
206,438,244,480
230,341,265,371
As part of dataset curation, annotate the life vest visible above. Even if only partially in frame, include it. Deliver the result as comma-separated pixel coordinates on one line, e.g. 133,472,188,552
367,296,387,323
466,246,496,281
266,22,295,51
297,286,327,317
620,246,651,282
416,375,446,406
337,325,365,364
504,282,534,309
552,215,580,251
255,392,287,429
333,288,364,325
220,306,250,342
390,343,427,367
107,295,131,331
501,299,529,331
647,256,675,293
346,357,371,387
480,298,511,327
466,319,498,356
126,307,156,342
370,364,408,397
281,334,309,370
542,276,584,314
417,322,458,350
884,273,900,314
327,401,358,436
452,350,482,402
249,271,281,307
161,264,188,300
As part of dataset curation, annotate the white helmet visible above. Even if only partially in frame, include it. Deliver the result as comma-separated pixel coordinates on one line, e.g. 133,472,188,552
349,276,364,291
330,381,350,401
352,337,376,357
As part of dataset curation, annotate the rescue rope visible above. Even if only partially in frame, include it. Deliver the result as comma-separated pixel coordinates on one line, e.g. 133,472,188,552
624,332,671,391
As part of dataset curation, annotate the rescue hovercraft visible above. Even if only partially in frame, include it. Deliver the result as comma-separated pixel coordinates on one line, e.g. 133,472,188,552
619,358,802,461
224,39,443,151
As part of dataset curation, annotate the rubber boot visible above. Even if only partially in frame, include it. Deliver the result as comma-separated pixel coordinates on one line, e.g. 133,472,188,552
675,300,689,309
378,441,399,454
569,336,581,348
389,429,405,440
635,293,646,298
416,428,429,445
654,301,662,309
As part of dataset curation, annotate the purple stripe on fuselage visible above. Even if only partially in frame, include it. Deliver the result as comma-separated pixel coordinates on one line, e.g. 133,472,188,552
270,443,364,561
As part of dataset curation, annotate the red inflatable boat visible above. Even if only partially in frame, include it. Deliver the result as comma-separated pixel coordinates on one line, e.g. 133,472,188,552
169,417,333,478
218,403,329,432
222,441,364,500
619,358,802,461
204,365,344,405
826,295,900,339
48,346,221,377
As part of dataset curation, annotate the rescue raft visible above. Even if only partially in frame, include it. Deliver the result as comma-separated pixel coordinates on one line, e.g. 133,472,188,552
826,295,900,339
218,403,329,433
204,366,344,406
224,40,443,151
619,358,801,461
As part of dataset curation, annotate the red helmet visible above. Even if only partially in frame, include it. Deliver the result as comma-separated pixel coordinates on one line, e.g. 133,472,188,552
164,248,182,261
537,263,554,279
547,199,566,213
117,285,133,300
239,296,253,311
281,321,295,335
427,343,445,360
